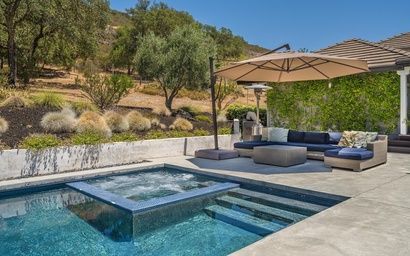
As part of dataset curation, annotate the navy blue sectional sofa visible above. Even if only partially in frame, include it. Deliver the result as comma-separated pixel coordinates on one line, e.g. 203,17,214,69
234,130,342,160
234,129,388,171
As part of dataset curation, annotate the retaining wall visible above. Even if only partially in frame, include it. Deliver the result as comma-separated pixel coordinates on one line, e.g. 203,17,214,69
0,134,240,181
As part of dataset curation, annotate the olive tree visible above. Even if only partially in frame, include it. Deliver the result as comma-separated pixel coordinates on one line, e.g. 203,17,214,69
134,25,216,111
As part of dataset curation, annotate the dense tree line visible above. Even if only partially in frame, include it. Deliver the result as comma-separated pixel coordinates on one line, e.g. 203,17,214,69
0,0,110,86
109,0,247,74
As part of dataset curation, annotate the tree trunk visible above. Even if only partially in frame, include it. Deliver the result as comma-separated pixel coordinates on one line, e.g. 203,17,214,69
7,31,17,86
165,96,173,112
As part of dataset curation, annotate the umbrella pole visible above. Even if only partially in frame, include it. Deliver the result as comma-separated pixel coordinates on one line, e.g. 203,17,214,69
209,57,219,150
255,90,260,125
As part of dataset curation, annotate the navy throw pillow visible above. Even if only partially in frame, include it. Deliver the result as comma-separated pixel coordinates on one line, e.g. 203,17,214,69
328,132,343,144
304,132,330,144
288,130,305,143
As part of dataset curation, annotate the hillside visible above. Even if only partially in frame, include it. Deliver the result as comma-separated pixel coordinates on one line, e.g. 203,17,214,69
107,9,268,57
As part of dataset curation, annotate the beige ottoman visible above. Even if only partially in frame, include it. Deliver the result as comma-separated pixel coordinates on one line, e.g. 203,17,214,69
253,145,307,166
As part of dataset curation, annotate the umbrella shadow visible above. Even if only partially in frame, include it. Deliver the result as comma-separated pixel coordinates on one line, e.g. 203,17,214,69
187,157,332,175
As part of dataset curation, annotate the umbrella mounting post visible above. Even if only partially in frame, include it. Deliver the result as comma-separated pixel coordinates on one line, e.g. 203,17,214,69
209,57,219,150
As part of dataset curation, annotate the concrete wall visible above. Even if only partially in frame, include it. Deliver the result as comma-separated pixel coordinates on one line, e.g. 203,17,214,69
0,134,240,181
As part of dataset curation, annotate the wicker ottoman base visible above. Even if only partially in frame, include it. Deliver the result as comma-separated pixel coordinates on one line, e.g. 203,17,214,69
253,145,307,166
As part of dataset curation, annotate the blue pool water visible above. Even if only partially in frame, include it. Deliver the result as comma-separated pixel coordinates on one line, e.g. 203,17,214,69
86,169,220,201
0,189,260,256
0,167,345,255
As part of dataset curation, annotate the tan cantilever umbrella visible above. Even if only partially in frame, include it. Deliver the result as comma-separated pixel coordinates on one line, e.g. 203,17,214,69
195,52,368,160
215,52,369,83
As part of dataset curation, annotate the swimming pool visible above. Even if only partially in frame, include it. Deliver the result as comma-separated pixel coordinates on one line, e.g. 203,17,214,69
0,166,348,256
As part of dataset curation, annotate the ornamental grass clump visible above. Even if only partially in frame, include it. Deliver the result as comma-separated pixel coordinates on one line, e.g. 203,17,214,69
151,118,160,127
172,118,193,131
0,96,29,108
127,111,151,132
76,111,112,138
32,92,65,109
103,111,129,133
0,117,9,134
41,108,77,133
152,106,171,117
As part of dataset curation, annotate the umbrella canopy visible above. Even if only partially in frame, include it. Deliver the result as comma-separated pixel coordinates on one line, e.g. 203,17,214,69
215,52,369,82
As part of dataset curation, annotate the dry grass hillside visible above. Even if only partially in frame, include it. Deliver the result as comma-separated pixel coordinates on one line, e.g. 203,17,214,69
30,68,266,112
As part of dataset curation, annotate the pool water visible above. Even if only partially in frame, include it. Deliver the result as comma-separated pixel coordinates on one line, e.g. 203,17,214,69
86,168,219,201
0,189,260,256
0,167,345,255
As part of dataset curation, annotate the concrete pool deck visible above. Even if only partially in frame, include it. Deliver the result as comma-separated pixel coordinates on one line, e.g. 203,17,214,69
0,152,409,255
164,153,410,256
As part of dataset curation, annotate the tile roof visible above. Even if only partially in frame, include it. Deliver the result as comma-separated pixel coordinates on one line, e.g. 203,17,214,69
379,32,410,51
316,39,410,71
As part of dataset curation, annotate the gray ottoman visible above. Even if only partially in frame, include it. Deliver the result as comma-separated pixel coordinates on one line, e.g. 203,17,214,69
253,145,307,166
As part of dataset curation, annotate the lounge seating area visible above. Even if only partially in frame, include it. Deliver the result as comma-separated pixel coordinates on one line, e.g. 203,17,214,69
234,128,388,172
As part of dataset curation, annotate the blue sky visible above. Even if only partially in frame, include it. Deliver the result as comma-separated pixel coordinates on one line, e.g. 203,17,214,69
110,0,410,51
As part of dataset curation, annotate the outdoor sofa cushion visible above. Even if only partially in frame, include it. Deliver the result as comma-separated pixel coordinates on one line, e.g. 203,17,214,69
304,132,330,144
288,130,305,143
328,132,343,144
284,142,340,152
234,141,277,149
234,141,340,152
324,148,374,160
338,131,369,148
267,127,289,142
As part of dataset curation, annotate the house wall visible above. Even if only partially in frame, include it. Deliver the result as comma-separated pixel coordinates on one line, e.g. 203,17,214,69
0,134,240,181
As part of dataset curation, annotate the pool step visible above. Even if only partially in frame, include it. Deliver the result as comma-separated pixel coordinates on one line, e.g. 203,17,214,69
204,205,285,236
216,195,306,223
228,189,327,216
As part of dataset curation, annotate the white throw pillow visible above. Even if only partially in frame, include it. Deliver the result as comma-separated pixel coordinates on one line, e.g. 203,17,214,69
246,111,257,121
268,127,289,142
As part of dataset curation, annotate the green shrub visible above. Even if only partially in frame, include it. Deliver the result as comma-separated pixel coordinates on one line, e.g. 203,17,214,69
32,92,65,109
0,117,8,133
20,134,61,150
218,127,232,135
71,131,108,145
127,111,151,131
145,129,210,140
80,73,134,110
76,111,112,137
69,101,98,114
103,111,129,133
195,114,211,123
192,129,210,136
172,118,193,131
226,104,267,126
111,132,139,142
179,105,201,116
0,95,30,108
